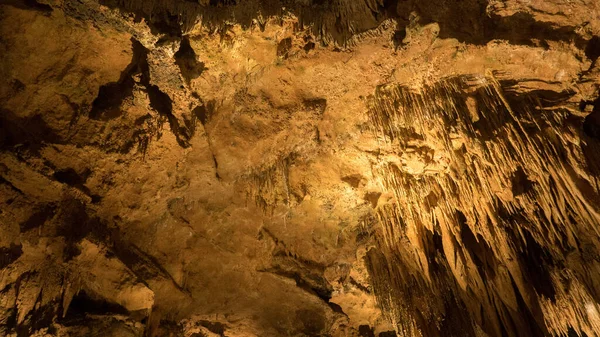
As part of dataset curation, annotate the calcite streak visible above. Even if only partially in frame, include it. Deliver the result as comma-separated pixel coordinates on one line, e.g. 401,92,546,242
367,74,600,336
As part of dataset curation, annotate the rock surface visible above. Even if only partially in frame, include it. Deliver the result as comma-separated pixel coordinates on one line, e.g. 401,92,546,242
0,0,599,336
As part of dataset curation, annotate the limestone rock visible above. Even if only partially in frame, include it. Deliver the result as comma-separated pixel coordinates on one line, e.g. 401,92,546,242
1,0,599,336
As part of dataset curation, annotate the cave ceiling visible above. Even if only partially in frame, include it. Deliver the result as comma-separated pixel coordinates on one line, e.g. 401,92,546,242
1,0,600,336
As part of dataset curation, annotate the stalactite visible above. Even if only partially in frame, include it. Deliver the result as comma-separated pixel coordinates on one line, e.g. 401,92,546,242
366,74,600,337
242,152,296,213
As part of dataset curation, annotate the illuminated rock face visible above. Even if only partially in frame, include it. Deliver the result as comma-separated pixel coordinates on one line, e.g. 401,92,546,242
0,1,599,336
367,75,600,337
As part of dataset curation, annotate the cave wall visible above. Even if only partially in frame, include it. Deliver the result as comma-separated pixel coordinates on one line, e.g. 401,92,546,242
1,0,600,336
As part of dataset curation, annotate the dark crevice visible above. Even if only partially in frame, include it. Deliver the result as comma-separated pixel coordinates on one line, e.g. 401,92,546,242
583,98,600,140
378,331,397,337
56,196,98,261
146,85,172,117
61,290,129,322
567,326,589,337
511,166,534,196
24,0,51,12
193,101,221,179
20,204,56,232
303,41,315,53
209,0,237,6
175,37,205,84
509,275,548,337
0,109,61,152
90,194,103,204
260,265,332,302
198,320,226,336
342,174,363,188
519,229,557,302
0,244,23,269
151,15,183,41
302,98,327,115
295,308,326,336
585,36,600,66
212,154,221,180
9,78,25,92
348,276,370,294
144,74,191,148
192,101,215,126
0,0,52,14
500,81,576,109
426,229,445,276
458,210,499,280
53,167,87,185
438,291,478,337
392,29,406,50
328,301,345,314
17,302,58,337
277,37,293,59
88,80,133,120
53,168,92,195
359,325,375,337
0,176,25,195
483,12,587,50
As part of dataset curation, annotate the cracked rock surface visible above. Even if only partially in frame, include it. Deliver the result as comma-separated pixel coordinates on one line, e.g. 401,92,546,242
1,0,600,336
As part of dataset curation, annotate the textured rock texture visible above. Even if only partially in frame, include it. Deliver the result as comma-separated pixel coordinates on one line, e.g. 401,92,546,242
0,0,599,336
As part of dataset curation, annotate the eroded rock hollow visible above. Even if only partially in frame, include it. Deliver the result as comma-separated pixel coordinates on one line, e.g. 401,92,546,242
1,0,600,336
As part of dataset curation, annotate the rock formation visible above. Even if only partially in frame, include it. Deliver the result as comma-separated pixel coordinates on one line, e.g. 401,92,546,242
0,0,599,336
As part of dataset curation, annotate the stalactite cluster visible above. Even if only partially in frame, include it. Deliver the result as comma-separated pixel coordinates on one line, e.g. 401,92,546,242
366,74,600,336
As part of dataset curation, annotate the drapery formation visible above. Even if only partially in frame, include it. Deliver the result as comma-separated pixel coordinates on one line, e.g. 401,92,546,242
366,74,600,337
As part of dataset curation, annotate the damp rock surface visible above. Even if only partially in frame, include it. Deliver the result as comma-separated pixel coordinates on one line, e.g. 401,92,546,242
1,0,600,336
